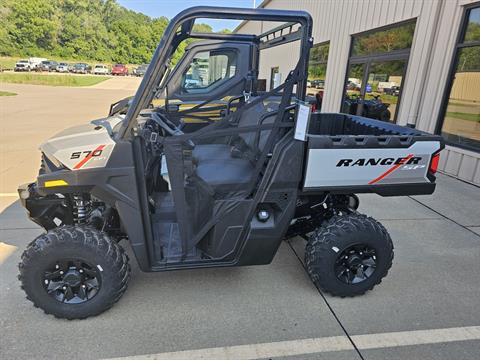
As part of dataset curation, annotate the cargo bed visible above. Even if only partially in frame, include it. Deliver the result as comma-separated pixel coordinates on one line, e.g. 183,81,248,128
303,113,444,196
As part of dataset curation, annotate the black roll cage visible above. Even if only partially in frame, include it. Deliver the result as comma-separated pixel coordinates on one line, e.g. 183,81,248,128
117,6,313,139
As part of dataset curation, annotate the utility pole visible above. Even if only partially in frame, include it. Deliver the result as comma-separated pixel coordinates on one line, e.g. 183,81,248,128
253,0,256,8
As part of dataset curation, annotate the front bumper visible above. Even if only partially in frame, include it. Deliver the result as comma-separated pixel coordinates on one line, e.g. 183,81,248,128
18,183,71,230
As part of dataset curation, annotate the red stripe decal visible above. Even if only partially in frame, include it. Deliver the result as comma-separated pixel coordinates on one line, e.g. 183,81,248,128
368,154,414,185
73,145,106,170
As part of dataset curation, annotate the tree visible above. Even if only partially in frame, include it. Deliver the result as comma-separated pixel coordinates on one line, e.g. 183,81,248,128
0,0,231,64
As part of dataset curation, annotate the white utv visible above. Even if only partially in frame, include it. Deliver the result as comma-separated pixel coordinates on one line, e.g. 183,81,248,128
17,7,444,319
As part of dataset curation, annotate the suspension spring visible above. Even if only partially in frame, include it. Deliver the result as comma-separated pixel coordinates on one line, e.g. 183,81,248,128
72,194,90,224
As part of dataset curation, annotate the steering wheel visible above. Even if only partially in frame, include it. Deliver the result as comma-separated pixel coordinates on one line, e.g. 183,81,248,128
151,112,195,147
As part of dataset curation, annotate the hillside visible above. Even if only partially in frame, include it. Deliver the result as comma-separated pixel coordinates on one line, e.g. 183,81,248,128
0,0,229,65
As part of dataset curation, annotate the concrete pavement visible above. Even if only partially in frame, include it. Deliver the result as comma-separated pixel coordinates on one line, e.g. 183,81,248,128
1,175,479,360
1,78,479,359
0,77,141,196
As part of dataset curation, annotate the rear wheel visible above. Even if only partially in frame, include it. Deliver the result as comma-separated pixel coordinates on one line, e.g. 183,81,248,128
305,213,393,297
18,226,130,319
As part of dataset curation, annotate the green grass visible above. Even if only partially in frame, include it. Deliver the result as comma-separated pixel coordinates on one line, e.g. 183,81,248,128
0,73,111,87
365,93,399,104
0,56,20,70
448,100,480,108
446,111,480,122
0,90,17,96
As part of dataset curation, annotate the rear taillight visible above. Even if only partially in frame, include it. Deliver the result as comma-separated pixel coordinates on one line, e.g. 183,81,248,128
430,153,440,174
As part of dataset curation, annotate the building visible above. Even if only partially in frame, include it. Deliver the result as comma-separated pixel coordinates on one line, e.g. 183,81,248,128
236,0,480,185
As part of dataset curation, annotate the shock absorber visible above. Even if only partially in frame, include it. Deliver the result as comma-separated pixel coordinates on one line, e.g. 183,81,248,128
72,194,90,224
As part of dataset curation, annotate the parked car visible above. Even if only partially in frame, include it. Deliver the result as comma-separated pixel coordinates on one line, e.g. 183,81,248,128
111,63,128,76
28,57,47,70
72,63,91,74
384,86,401,96
311,79,325,88
56,63,70,73
93,64,110,75
14,59,32,72
133,64,148,77
38,60,59,72
347,80,361,91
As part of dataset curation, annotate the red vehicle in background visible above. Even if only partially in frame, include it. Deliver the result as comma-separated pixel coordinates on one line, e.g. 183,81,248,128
111,64,128,76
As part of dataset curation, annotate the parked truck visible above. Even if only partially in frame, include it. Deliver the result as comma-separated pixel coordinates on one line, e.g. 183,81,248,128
14,59,32,72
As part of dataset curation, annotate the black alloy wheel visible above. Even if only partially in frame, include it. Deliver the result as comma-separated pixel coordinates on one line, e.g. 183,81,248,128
305,213,393,297
19,226,130,319
43,259,101,304
334,244,377,284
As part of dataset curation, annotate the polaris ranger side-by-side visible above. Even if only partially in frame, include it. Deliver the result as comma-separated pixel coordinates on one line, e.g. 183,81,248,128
17,7,443,319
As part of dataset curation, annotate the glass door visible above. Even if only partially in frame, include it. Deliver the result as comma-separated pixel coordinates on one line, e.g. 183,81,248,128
343,59,407,122
364,60,406,121
343,63,365,116
343,20,416,123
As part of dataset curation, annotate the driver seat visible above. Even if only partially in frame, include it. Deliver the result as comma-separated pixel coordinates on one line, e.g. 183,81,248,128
192,99,278,196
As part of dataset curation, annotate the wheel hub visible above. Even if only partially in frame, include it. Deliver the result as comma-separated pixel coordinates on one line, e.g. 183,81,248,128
334,245,377,285
63,270,81,287
346,254,362,268
43,259,101,304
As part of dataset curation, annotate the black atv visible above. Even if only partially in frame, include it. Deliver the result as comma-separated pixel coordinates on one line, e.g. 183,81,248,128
343,93,392,121
17,6,443,319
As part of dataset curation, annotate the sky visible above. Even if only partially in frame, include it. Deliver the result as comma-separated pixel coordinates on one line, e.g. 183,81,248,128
117,0,260,31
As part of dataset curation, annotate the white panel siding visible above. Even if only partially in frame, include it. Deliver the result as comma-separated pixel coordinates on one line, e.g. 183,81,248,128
440,146,480,185
474,162,480,185
236,0,480,185
458,154,479,182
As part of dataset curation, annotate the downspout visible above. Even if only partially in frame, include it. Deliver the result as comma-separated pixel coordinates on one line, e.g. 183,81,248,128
407,0,443,128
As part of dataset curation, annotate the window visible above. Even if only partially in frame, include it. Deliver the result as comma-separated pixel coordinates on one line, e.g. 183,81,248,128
351,21,416,57
307,42,329,110
343,20,416,122
438,6,480,151
182,50,237,93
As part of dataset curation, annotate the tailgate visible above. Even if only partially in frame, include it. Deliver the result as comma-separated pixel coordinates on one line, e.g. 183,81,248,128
303,129,444,196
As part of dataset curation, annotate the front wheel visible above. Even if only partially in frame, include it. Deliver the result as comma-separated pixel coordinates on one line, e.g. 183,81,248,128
305,213,393,297
380,109,391,121
18,226,130,319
